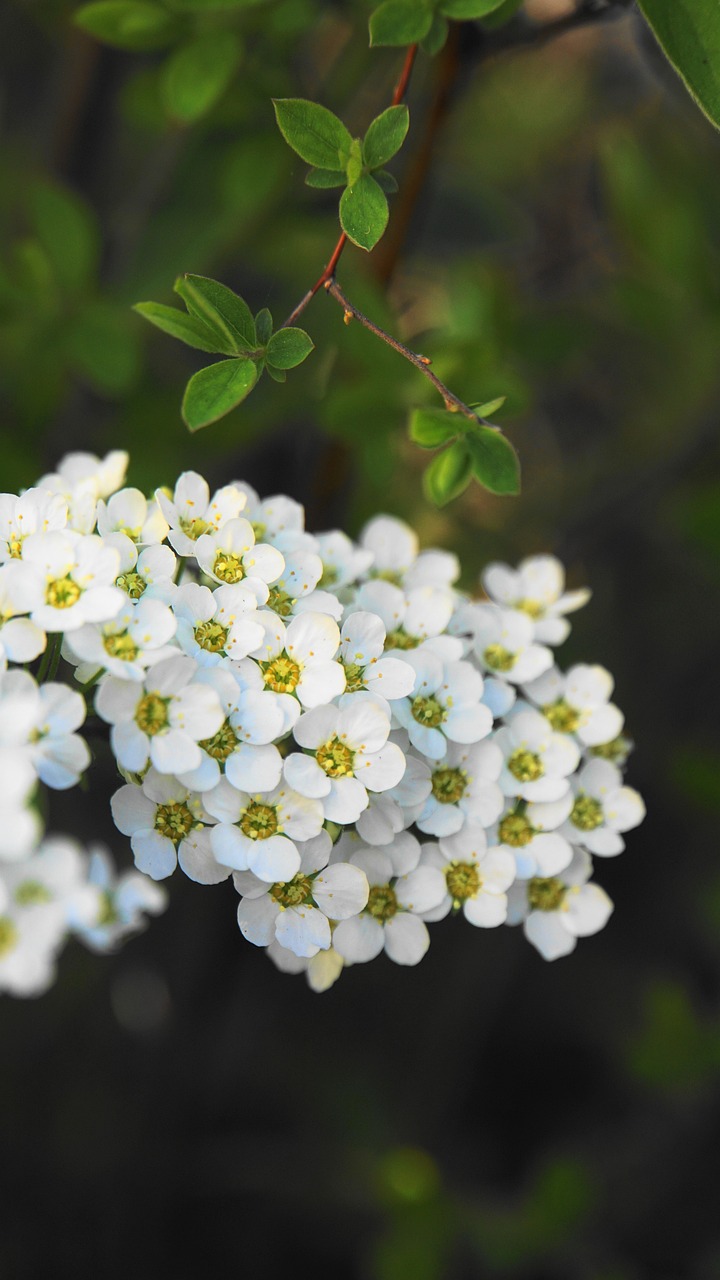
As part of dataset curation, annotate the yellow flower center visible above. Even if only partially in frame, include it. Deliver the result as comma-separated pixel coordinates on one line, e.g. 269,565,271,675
9,536,23,558
516,598,543,619
213,552,245,584
431,766,467,804
116,572,147,599
384,628,419,651
316,736,355,778
483,643,515,672
135,692,170,736
267,587,295,617
342,661,366,693
200,720,239,762
46,576,81,609
498,812,534,847
239,801,279,840
15,879,52,906
179,515,209,540
445,860,481,905
411,695,445,729
366,883,398,922
104,631,139,662
543,700,580,734
528,876,566,912
0,917,19,956
270,874,313,908
261,654,301,694
570,794,603,831
194,621,229,653
508,748,544,782
154,801,196,841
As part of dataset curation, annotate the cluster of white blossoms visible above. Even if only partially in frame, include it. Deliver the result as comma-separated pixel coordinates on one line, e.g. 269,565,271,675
0,450,645,995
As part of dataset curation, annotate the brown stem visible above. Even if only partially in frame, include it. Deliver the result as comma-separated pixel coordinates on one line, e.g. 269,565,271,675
325,278,488,424
281,42,419,330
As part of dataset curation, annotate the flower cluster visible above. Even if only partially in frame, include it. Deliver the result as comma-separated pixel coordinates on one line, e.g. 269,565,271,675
0,451,645,995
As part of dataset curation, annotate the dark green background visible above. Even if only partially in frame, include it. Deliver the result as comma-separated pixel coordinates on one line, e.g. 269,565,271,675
1,2,719,1275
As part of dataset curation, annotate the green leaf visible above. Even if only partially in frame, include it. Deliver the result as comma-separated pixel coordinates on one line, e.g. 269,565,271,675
339,175,389,251
478,0,523,27
255,308,272,345
174,274,255,350
305,168,348,189
28,182,99,295
439,0,508,17
369,0,434,46
469,395,506,417
423,442,473,506
74,0,178,50
363,105,409,170
346,138,364,187
638,0,720,132
409,407,460,448
161,32,241,123
421,13,449,55
272,98,353,169
166,0,264,8
266,365,287,383
133,302,231,353
266,327,314,369
181,358,258,430
465,425,520,495
373,169,399,195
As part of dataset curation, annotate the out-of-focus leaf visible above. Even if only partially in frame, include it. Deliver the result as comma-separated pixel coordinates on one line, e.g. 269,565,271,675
74,0,178,50
638,0,720,132
421,14,449,55
423,441,473,506
409,407,459,448
465,425,520,494
181,358,258,430
272,98,353,169
28,182,99,295
161,32,242,123
373,169,399,195
305,168,347,189
369,0,434,47
439,0,507,16
255,308,272,345
339,174,389,250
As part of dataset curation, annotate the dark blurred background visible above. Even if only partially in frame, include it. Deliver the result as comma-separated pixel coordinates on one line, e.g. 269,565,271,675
2,0,720,1275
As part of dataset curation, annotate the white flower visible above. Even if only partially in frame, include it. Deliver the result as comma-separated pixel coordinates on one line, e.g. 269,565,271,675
73,845,167,951
482,554,590,644
285,699,406,823
1,836,99,932
506,848,613,960
23,531,123,633
111,771,221,881
521,664,624,747
472,604,553,684
414,740,504,837
392,652,492,760
233,831,369,957
332,845,446,966
418,827,515,926
315,530,373,590
353,579,460,659
156,471,247,556
0,560,46,666
495,708,580,802
355,754,432,845
491,803,574,879
37,449,128,500
207,780,324,881
558,758,645,855
96,653,225,774
175,667,290,793
113,542,177,604
195,518,284,597
359,515,418,583
231,484,305,543
66,596,178,680
0,487,68,563
338,611,415,703
96,487,169,548
173,582,264,666
267,940,345,992
0,897,65,996
253,611,346,708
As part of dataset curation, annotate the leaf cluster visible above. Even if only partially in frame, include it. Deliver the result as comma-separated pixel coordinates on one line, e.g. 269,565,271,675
134,274,313,429
369,0,510,54
409,400,520,505
273,98,410,251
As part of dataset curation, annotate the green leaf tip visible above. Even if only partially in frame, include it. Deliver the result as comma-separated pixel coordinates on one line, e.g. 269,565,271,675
181,358,258,431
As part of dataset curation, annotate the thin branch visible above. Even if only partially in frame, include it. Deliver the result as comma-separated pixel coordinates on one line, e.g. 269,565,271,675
325,278,489,424
281,42,419,330
487,0,633,57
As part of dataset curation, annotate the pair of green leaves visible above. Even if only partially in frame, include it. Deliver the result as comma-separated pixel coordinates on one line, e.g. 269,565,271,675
369,0,510,52
134,275,313,430
273,98,409,251
409,400,520,505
